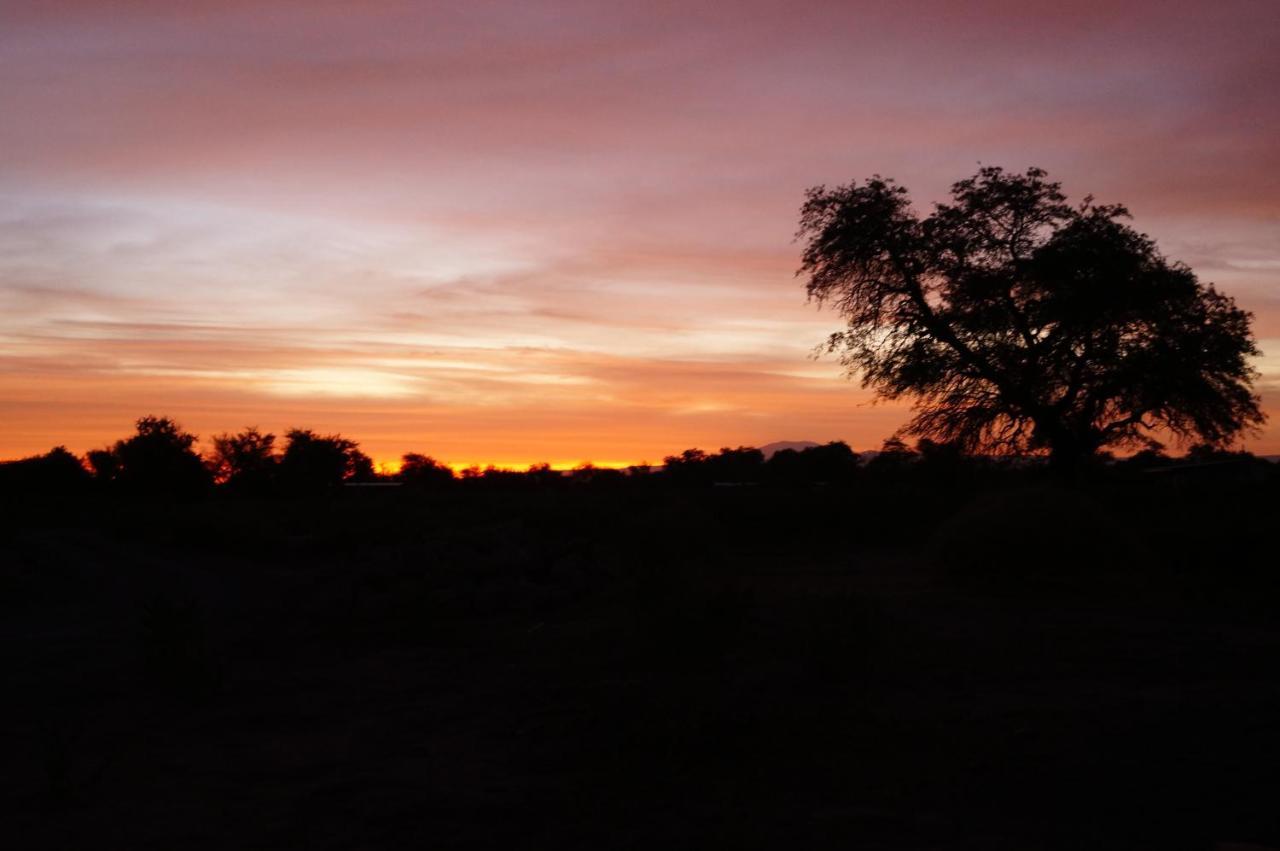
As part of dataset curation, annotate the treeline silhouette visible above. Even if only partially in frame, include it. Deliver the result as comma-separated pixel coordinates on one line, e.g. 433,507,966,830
2,415,1276,504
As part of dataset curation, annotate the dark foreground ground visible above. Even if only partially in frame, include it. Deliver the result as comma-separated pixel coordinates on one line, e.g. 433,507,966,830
4,477,1279,849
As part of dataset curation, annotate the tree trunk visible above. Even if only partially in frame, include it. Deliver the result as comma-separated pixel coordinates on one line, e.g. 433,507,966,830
1046,432,1088,480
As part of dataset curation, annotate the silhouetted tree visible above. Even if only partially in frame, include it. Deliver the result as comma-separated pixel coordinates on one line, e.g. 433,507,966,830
278,429,366,491
915,437,964,466
661,447,769,485
705,446,765,483
624,463,657,482
347,449,376,483
563,463,626,486
1184,442,1256,463
1116,447,1171,470
912,438,977,484
764,442,859,485
568,462,597,483
91,416,211,497
800,440,860,482
85,447,121,482
525,463,563,486
454,465,527,488
764,448,805,484
864,437,919,473
0,446,91,500
399,453,456,488
662,448,710,485
798,166,1265,472
582,465,627,486
208,427,277,492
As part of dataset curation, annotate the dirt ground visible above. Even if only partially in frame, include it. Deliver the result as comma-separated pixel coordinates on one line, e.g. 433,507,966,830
5,484,1279,849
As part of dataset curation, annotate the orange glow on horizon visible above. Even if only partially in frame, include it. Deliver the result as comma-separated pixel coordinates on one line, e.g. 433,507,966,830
376,458,640,475
444,459,642,474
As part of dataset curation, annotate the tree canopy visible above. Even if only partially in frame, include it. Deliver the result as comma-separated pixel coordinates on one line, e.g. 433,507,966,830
278,429,374,491
209,427,277,492
797,166,1265,469
89,415,211,496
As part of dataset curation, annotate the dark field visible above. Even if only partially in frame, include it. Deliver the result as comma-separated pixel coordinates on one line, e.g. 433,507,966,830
5,477,1280,850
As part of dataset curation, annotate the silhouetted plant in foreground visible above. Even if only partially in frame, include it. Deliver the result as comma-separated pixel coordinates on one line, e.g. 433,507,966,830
798,166,1265,472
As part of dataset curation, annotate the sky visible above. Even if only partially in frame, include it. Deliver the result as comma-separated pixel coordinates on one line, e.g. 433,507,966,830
2,0,1278,468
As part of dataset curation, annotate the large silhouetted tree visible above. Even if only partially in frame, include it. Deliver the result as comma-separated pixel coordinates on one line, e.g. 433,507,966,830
798,166,1265,470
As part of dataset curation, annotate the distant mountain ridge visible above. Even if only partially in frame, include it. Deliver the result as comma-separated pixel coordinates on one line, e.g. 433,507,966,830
758,441,821,459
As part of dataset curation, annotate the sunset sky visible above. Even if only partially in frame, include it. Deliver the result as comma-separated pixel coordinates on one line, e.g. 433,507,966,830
2,0,1278,468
